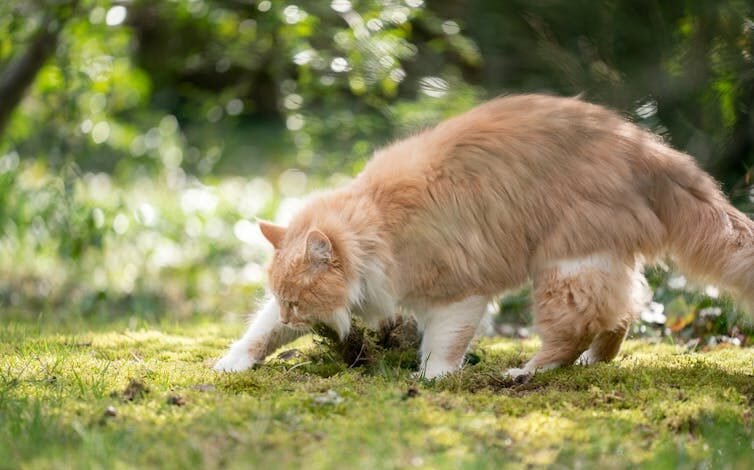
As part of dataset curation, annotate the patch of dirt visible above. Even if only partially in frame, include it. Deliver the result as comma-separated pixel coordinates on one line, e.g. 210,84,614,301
402,387,420,400
377,317,421,351
449,371,548,394
121,378,149,402
315,316,420,368
167,394,187,406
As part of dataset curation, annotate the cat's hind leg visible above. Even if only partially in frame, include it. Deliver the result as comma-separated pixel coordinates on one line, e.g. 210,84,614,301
506,254,638,380
577,325,629,365
214,298,305,372
416,295,488,379
579,267,648,365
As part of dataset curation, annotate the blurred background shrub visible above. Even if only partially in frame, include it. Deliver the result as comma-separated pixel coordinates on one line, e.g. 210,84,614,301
1,0,753,344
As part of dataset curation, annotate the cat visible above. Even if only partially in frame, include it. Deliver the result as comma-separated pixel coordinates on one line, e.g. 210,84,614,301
214,94,754,379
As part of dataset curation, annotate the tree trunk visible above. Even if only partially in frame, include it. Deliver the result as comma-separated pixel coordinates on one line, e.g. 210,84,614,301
0,7,74,138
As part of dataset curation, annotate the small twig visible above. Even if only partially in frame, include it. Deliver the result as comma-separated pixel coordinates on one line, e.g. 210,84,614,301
284,361,312,375
484,372,509,386
348,342,367,368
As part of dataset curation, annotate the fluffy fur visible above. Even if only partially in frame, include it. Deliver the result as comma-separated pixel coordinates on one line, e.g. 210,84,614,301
215,94,754,379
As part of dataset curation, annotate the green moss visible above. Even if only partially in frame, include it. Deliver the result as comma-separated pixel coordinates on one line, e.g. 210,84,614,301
1,321,753,469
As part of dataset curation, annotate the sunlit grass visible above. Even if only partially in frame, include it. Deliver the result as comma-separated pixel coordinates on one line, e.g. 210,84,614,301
2,320,753,469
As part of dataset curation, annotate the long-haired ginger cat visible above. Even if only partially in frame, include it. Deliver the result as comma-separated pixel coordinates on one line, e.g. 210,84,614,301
215,94,754,379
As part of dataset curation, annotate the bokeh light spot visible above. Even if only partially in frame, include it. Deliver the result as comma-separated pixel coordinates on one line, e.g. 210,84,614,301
442,20,460,35
207,106,223,122
330,57,351,73
113,213,129,234
278,169,308,197
283,5,307,24
419,76,449,98
330,0,351,13
91,121,111,144
286,114,305,131
226,99,244,116
105,6,127,26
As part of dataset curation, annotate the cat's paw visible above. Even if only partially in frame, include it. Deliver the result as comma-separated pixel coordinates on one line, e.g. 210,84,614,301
411,364,457,380
213,349,257,372
411,363,460,380
576,350,597,366
410,370,442,381
504,367,532,384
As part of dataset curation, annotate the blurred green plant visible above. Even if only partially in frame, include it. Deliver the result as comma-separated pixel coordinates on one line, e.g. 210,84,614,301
1,0,484,177
0,152,287,322
461,0,754,194
0,0,486,322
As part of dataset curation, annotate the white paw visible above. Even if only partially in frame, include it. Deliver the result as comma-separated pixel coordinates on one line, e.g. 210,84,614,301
411,370,447,380
414,363,458,380
213,348,257,372
577,350,596,366
505,361,559,381
504,367,532,380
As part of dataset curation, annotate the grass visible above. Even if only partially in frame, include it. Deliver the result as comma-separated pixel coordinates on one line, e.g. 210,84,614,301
1,319,754,469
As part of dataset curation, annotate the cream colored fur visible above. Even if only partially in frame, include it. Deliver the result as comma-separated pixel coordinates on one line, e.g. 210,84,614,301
215,94,754,379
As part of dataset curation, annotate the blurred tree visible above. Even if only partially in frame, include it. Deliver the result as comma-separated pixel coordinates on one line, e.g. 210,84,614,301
120,0,482,173
2,0,753,183
459,0,754,192
1,0,484,176
0,0,79,136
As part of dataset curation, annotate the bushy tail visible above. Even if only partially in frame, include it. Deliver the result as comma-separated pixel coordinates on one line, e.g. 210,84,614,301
653,151,754,313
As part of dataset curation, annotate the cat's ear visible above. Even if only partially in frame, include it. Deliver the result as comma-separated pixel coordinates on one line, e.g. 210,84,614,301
305,229,333,266
258,220,286,249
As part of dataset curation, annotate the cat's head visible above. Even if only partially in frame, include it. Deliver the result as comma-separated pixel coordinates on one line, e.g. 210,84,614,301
258,220,352,338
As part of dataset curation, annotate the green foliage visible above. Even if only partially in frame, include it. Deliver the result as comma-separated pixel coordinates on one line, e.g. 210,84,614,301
1,0,485,177
463,0,754,191
0,156,281,322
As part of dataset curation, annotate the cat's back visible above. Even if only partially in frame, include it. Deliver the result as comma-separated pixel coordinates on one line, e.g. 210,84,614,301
351,94,671,298
428,94,642,167
358,94,646,193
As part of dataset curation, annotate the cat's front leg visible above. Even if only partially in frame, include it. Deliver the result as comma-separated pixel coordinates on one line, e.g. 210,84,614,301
416,296,487,379
214,298,302,372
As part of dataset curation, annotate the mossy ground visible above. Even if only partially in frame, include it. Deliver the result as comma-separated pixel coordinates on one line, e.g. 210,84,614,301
2,319,753,469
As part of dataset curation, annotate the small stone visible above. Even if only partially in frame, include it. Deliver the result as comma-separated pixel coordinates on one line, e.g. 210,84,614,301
313,389,344,405
403,387,420,399
122,379,149,402
104,406,117,417
277,349,303,360
497,323,516,337
167,395,187,407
